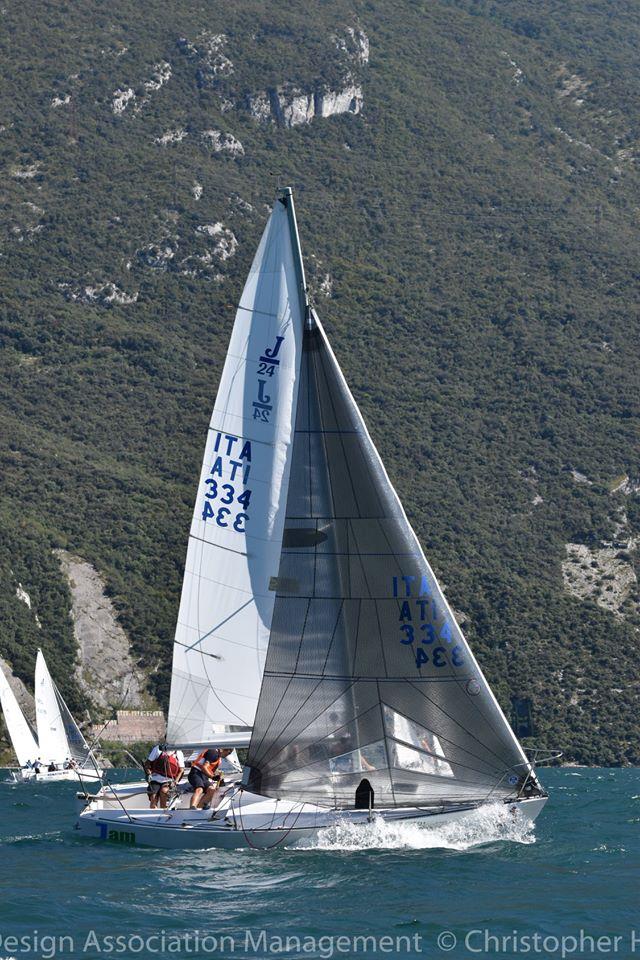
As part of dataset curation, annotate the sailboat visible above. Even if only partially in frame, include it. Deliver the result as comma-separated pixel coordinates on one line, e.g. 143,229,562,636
75,189,547,848
33,650,103,781
0,651,102,782
0,660,39,780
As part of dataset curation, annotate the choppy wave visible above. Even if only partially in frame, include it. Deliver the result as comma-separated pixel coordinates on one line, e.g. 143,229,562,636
297,803,536,852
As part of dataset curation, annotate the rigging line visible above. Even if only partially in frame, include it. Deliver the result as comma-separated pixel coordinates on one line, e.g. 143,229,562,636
292,597,313,675
348,596,362,676
199,646,255,729
249,600,347,763
264,701,382,771
250,670,328,768
319,334,386,517
345,515,352,602
357,431,524,762
388,696,508,775
269,703,384,772
183,598,256,653
480,770,514,805
377,680,398,808
246,599,312,762
319,598,346,676
235,788,308,850
81,661,141,766
316,334,361,512
258,602,350,759
406,680,515,772
314,344,391,684
262,671,477,682
446,660,523,762
383,723,506,778
306,339,313,517
192,526,253,730
308,338,358,693
255,680,359,770
173,642,222,660
311,338,340,522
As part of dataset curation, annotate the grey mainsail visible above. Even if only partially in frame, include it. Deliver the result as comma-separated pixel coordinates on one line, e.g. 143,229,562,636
245,201,534,810
54,687,93,766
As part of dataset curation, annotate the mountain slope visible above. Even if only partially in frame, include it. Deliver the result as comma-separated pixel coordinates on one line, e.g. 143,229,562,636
0,0,638,763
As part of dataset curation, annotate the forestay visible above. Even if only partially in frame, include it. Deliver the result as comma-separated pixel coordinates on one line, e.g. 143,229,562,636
0,660,39,767
167,192,306,746
246,304,533,810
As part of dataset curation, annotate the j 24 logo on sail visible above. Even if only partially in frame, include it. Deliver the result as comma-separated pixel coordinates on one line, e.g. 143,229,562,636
252,335,284,422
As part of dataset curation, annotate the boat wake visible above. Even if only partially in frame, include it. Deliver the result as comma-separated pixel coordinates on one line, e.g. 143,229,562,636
298,804,536,852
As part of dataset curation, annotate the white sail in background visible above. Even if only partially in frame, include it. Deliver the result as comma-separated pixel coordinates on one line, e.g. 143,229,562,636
0,661,39,767
167,191,307,746
35,650,70,764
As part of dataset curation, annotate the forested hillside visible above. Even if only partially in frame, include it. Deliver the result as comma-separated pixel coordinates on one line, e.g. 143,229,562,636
1,0,639,763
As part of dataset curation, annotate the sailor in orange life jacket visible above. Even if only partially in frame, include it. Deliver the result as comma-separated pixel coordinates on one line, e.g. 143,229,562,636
188,748,233,809
143,744,185,809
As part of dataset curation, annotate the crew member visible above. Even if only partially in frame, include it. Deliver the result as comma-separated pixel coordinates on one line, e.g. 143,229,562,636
144,744,185,809
188,748,233,809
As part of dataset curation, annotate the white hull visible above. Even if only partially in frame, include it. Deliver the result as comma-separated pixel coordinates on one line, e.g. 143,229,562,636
7,767,104,784
75,787,547,850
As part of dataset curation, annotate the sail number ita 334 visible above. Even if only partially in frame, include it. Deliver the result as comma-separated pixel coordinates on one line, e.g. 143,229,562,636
393,575,466,671
202,432,252,533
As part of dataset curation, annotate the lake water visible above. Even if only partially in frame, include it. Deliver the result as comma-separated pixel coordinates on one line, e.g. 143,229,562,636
0,768,637,959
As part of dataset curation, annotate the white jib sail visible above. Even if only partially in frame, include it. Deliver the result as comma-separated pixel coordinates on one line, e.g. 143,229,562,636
35,650,70,764
0,661,39,767
167,192,306,746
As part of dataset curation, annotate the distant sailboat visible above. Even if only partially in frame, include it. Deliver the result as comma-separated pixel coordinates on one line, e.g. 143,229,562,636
33,650,102,780
76,189,547,848
0,661,39,776
0,651,102,782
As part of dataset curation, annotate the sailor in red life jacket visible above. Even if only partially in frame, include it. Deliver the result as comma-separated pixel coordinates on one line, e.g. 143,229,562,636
188,747,233,809
143,744,185,809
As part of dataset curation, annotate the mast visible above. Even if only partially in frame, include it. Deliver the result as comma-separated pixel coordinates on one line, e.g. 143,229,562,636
279,186,313,329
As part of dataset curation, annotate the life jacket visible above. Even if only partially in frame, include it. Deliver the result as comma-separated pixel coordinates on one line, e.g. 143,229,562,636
191,750,221,777
149,751,181,779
